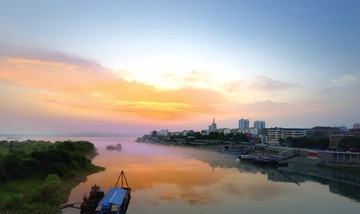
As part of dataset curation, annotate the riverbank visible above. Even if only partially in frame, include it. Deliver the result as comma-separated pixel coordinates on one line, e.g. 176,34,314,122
139,139,360,171
0,140,105,214
0,167,104,214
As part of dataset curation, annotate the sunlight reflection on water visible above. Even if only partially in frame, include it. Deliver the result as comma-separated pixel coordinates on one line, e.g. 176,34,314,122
53,137,360,214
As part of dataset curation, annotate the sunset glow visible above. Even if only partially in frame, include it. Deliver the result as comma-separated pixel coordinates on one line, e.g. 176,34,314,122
1,0,360,134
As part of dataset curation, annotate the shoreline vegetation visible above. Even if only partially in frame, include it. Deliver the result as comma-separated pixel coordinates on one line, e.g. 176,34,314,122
136,131,250,147
0,140,104,214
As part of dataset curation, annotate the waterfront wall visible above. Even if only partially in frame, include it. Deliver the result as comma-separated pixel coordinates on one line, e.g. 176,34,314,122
274,147,360,167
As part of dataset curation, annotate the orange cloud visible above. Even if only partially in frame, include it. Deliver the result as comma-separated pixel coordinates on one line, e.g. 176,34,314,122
1,46,325,130
0,53,230,123
7,58,77,70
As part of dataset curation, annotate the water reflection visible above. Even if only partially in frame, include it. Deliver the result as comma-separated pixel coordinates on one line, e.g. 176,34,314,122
189,148,360,202
63,137,360,214
276,164,360,202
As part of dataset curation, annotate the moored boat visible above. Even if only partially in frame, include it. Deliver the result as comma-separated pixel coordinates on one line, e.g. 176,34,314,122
238,154,255,162
80,185,105,214
106,143,122,151
95,171,131,214
61,171,131,214
237,154,288,166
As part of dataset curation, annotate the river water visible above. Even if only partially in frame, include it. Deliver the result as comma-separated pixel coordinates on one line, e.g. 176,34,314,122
53,136,360,214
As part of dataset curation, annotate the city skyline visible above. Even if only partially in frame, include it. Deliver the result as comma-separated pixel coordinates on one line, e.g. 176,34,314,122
1,1,360,135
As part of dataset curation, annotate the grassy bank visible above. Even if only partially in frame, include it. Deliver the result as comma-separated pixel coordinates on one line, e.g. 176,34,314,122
0,169,102,214
0,140,104,214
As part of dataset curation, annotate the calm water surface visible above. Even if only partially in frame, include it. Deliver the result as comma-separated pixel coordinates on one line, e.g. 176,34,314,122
57,137,360,214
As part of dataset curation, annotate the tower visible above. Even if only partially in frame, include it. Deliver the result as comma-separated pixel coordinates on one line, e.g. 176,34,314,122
208,118,217,132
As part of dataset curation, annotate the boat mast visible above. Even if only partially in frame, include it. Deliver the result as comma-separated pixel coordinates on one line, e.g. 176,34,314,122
115,171,129,188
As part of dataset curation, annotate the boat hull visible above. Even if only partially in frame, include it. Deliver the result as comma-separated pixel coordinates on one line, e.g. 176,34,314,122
238,155,288,166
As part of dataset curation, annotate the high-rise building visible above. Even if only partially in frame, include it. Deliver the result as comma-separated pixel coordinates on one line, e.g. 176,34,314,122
208,118,217,132
254,120,266,129
239,118,249,129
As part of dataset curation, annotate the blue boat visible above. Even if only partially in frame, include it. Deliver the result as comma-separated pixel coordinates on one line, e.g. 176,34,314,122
60,171,131,214
95,171,131,214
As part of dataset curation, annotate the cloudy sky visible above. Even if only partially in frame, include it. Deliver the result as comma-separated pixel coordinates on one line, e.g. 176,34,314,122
0,0,359,135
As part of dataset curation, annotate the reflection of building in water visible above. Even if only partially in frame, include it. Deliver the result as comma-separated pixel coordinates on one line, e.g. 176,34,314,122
329,180,360,202
184,149,360,202
324,151,360,166
277,164,360,202
267,170,306,184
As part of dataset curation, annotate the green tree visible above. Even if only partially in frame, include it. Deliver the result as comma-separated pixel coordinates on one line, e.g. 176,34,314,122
314,137,329,150
0,155,6,181
3,153,22,179
234,133,249,142
338,136,360,152
29,174,68,205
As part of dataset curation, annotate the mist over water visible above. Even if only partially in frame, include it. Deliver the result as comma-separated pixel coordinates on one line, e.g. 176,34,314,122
47,137,360,214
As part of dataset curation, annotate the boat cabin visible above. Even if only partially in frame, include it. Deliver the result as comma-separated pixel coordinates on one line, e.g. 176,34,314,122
95,187,130,214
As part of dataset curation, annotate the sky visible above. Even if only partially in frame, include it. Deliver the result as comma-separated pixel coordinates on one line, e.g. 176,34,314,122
0,0,360,135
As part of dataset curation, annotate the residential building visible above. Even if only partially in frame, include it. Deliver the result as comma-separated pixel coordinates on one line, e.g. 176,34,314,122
254,120,266,129
312,126,341,137
329,129,360,150
239,118,249,129
223,128,231,135
237,127,259,138
158,129,169,136
267,127,314,145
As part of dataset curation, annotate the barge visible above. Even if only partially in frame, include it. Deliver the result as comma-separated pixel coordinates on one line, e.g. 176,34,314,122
238,154,288,166
94,171,131,214
60,171,131,214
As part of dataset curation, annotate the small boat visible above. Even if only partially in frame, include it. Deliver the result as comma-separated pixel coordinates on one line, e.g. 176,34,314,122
60,171,131,213
237,154,288,166
106,143,122,151
252,155,288,166
238,154,255,162
6,136,21,140
80,185,105,214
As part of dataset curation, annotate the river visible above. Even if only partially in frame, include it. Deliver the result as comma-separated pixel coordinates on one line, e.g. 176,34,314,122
50,136,360,214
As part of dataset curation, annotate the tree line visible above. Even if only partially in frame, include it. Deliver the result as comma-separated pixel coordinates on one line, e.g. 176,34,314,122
142,130,249,143
144,131,360,151
0,140,98,181
0,140,103,214
338,136,360,152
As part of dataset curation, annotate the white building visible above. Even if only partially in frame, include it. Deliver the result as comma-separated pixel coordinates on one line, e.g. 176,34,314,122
354,123,360,129
158,129,169,136
267,127,313,145
223,128,231,135
237,127,259,138
208,118,217,132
